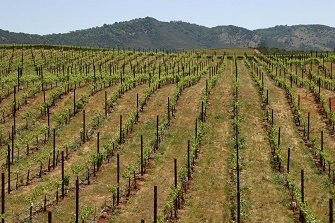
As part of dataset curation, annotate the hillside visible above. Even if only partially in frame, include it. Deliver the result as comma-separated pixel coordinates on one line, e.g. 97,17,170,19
254,24,335,50
1,17,335,50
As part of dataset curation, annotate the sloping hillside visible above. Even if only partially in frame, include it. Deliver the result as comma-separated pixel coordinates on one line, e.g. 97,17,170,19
1,17,334,50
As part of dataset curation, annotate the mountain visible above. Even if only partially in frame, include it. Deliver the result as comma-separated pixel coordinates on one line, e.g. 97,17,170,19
254,24,335,51
0,17,335,51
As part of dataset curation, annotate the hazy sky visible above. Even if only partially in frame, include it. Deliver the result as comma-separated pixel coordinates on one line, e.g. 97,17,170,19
1,0,334,35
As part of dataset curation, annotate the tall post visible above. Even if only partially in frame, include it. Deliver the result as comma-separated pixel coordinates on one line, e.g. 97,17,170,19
1,172,4,223
11,126,14,164
97,132,100,172
321,131,324,151
53,128,56,169
7,145,10,194
47,106,50,137
104,91,107,116
97,132,100,154
236,127,240,223
48,211,52,223
61,151,64,198
43,87,46,103
330,199,334,223
75,176,79,223
154,185,157,223
156,115,159,151
117,154,120,205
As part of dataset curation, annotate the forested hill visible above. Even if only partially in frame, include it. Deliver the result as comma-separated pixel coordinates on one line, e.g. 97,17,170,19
1,17,335,51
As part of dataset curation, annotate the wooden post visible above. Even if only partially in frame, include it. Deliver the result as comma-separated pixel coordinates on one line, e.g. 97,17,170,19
53,128,56,169
321,131,324,151
93,161,96,177
271,109,274,126
11,126,14,164
298,95,300,107
43,87,46,103
26,169,30,186
48,157,51,172
1,172,4,223
104,91,107,116
318,77,321,98
237,163,241,223
266,89,269,105
154,185,157,223
75,176,79,223
97,132,100,154
30,204,33,223
97,132,100,172
236,101,240,223
117,154,120,205
47,106,50,137
330,199,333,223
61,151,64,198
7,145,10,194
48,211,52,223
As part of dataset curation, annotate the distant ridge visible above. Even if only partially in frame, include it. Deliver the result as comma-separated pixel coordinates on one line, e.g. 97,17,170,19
1,17,335,51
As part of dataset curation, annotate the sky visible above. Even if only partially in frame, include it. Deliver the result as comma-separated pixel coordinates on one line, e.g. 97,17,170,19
1,0,334,35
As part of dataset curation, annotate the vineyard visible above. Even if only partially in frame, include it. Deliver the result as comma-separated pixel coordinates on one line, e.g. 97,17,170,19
0,45,334,222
